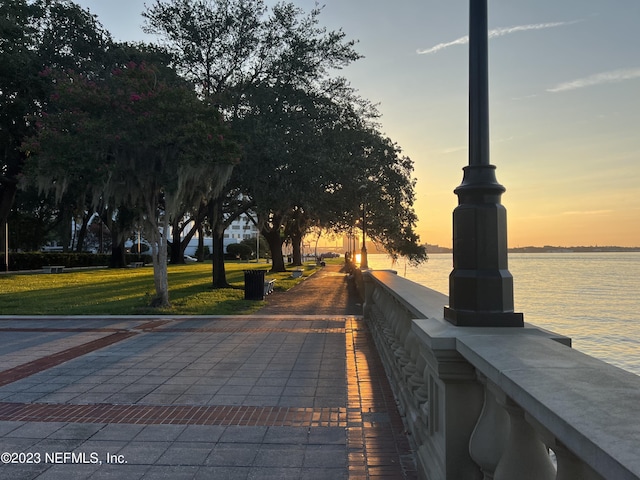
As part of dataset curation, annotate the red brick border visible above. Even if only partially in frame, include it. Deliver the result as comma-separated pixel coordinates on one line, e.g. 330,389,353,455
0,332,137,388
0,403,347,427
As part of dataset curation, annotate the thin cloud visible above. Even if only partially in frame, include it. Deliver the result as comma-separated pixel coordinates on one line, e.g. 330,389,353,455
562,210,612,216
418,36,469,55
417,20,581,55
547,68,640,93
440,145,466,155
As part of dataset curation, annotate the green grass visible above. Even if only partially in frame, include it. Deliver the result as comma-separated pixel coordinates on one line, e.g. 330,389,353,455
0,261,323,316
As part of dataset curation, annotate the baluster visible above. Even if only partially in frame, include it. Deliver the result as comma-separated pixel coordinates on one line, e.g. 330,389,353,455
469,377,509,479
494,398,556,480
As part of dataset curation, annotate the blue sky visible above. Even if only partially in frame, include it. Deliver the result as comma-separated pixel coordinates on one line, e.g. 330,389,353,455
75,0,640,247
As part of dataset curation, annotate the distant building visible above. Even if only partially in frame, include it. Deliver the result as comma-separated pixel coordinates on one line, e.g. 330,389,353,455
222,214,260,248
181,213,260,256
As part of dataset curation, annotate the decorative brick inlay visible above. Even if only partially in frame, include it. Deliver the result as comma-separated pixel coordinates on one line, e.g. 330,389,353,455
0,402,347,427
0,332,136,387
0,326,344,335
160,327,345,334
0,328,123,333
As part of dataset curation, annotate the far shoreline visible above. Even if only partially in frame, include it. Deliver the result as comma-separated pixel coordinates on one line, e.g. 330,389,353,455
424,245,640,254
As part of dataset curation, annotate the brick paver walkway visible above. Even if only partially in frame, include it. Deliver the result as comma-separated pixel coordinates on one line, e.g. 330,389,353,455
0,265,416,479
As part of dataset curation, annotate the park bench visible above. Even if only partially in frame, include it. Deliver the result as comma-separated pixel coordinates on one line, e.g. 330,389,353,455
264,279,276,296
128,262,144,268
42,265,65,274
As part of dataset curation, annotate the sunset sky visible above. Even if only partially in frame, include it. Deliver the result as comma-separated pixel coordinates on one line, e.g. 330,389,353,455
75,0,640,247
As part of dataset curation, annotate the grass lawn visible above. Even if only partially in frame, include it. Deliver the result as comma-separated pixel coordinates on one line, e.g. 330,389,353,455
0,261,323,316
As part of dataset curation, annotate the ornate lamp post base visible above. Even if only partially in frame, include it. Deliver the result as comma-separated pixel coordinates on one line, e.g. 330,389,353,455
444,165,523,327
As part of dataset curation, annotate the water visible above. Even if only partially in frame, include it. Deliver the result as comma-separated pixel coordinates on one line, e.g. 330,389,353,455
367,252,640,377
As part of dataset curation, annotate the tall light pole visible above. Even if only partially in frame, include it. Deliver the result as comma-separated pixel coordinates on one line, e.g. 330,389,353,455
360,202,369,270
359,185,369,270
443,0,523,327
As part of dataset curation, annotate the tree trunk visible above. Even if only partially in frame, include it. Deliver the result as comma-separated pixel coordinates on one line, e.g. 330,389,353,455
212,229,230,288
291,232,303,266
197,223,205,261
59,206,73,253
210,199,231,288
264,228,286,272
150,214,170,307
170,208,206,263
109,242,127,268
108,216,126,268
74,212,89,252
168,239,181,264
169,217,184,264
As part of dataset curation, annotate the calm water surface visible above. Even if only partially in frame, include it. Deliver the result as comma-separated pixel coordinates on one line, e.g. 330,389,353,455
367,252,640,376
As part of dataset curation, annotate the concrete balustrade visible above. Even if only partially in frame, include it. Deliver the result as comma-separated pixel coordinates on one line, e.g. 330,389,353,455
361,269,640,480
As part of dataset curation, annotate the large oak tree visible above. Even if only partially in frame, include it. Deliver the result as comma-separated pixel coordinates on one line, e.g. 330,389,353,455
142,0,361,281
1,0,112,266
24,61,237,306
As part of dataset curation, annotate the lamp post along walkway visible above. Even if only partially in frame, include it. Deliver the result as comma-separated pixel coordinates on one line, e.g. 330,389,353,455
444,0,523,327
359,4,638,479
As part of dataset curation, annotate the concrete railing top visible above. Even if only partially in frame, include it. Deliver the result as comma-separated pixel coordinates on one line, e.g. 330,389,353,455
367,270,446,320
365,269,640,479
458,333,640,479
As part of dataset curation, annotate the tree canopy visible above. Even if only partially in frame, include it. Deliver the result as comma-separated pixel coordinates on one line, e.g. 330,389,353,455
24,59,238,306
6,0,427,300
142,0,372,277
142,0,360,103
1,0,112,235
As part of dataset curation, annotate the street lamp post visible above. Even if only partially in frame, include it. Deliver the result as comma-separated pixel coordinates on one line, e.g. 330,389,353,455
360,201,368,269
443,0,523,327
353,231,357,261
359,185,369,270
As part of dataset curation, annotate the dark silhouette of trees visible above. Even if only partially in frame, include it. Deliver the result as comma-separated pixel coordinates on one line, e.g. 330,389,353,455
7,0,426,291
142,0,362,279
24,61,238,306
1,0,112,260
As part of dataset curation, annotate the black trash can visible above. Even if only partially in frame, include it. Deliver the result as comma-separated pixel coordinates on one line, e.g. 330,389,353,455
244,270,266,300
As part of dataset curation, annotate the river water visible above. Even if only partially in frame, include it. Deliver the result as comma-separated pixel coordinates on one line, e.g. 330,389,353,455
366,252,640,377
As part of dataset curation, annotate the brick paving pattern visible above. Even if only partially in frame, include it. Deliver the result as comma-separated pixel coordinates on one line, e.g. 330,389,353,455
0,265,416,479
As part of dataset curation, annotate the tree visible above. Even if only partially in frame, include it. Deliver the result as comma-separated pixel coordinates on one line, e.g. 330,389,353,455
167,203,207,264
226,242,252,260
240,235,268,259
142,0,361,282
24,60,238,307
321,127,427,265
1,0,112,256
234,79,379,270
